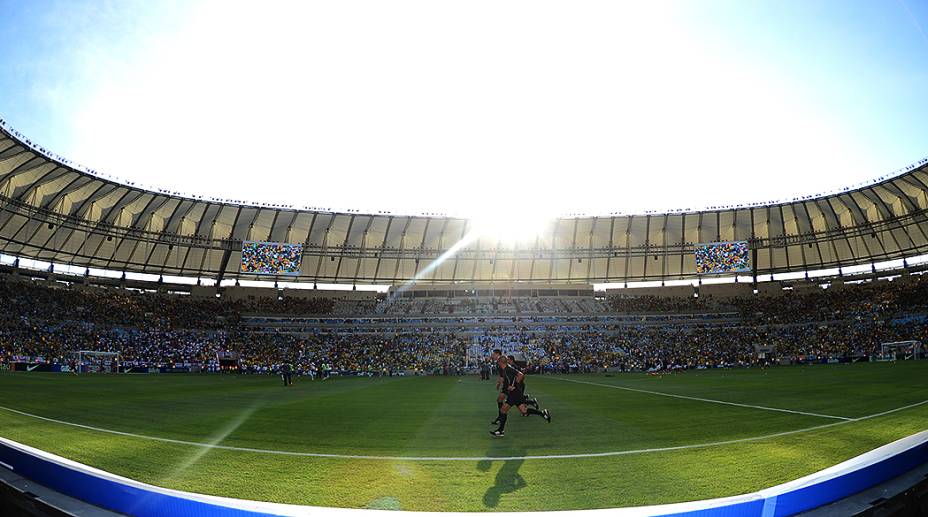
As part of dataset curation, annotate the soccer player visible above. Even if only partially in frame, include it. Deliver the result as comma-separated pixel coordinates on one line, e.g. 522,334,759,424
490,349,506,424
507,354,539,410
490,351,540,425
490,355,550,438
280,362,293,386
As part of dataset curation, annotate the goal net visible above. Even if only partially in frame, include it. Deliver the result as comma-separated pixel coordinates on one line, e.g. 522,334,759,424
70,350,121,374
879,341,923,362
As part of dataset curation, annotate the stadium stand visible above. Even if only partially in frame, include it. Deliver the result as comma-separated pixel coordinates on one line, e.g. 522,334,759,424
3,269,927,376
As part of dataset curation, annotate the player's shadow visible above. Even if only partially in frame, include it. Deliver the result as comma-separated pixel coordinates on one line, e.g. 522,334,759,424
477,445,527,508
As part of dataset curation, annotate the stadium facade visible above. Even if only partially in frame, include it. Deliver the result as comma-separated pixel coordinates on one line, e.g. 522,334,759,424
2,119,928,287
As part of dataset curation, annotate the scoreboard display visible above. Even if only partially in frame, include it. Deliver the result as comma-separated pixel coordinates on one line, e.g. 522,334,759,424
695,241,750,275
240,241,303,276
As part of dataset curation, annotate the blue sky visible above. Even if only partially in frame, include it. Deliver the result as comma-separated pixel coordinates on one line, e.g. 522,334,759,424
1,0,927,222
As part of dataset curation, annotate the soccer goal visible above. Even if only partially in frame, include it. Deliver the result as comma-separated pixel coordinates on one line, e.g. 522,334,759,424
70,350,121,374
879,341,923,362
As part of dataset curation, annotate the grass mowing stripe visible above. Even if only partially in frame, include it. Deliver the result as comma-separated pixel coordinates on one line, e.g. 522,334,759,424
544,376,854,421
2,398,925,462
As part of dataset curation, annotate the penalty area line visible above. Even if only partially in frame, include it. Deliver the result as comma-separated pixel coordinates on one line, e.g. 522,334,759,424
0,400,925,462
543,376,853,421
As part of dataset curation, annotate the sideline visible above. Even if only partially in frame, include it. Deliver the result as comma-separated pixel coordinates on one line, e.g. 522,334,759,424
543,376,853,420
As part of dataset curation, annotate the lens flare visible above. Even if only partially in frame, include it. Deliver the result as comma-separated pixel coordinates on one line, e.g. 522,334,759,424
468,207,556,243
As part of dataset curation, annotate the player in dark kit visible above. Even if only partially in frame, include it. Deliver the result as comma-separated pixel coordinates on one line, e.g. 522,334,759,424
490,351,539,425
507,354,539,410
489,350,507,425
490,349,505,424
280,362,293,386
490,356,550,437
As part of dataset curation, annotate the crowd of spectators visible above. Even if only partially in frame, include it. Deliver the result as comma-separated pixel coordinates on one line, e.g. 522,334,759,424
236,296,336,316
0,277,373,328
0,277,238,329
606,276,928,323
607,295,732,314
1,274,927,376
376,296,610,315
467,316,928,373
732,279,928,323
0,318,468,376
5,315,922,375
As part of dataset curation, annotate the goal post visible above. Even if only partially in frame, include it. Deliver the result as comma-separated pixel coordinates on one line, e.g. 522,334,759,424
878,341,922,362
70,350,121,374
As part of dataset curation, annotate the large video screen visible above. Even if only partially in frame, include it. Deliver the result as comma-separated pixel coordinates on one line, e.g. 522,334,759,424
695,241,750,275
240,241,303,276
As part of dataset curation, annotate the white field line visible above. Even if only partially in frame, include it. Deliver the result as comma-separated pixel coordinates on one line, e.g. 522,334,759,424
544,377,853,421
1,399,926,462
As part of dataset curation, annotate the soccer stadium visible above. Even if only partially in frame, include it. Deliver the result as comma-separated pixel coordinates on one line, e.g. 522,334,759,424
3,2,928,516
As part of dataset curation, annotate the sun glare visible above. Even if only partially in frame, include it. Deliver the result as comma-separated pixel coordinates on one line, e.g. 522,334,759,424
468,207,556,243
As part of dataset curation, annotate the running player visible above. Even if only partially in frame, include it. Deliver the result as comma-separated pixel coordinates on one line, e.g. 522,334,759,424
490,351,539,425
507,354,539,410
490,349,513,424
490,355,550,438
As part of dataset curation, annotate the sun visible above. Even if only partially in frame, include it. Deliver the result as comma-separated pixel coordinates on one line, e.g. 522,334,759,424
467,205,556,244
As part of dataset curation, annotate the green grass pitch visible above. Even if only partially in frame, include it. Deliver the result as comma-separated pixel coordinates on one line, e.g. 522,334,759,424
2,362,928,511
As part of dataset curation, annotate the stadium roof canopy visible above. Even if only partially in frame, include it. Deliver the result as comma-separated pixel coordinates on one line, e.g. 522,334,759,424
2,121,928,286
